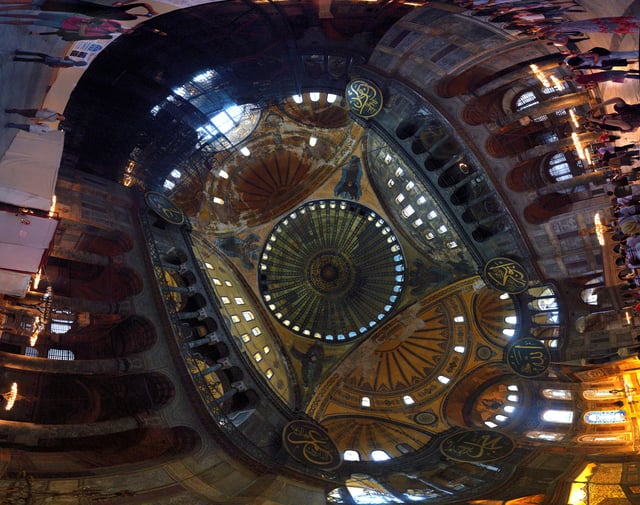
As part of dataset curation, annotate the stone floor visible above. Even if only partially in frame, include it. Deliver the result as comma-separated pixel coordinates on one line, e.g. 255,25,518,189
0,0,638,163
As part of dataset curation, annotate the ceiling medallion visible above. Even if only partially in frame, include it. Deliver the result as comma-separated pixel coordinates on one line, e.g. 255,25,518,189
505,337,550,377
482,257,529,294
258,199,405,342
345,78,384,119
440,430,515,463
282,419,342,470
145,191,185,225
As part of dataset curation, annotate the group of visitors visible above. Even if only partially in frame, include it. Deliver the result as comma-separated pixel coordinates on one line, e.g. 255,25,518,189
562,47,640,87
5,107,65,134
0,0,155,40
606,201,640,293
453,1,640,45
586,98,640,133
3,0,158,135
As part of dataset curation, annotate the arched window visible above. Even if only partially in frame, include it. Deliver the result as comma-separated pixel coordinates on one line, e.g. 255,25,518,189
581,275,604,306
515,91,539,111
371,450,391,461
584,410,626,424
343,450,360,461
542,389,572,400
528,285,560,326
47,348,75,360
547,153,572,182
542,409,574,424
526,431,564,441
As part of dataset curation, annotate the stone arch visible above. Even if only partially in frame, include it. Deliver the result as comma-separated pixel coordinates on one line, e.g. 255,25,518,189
460,197,501,223
5,372,175,424
485,129,538,158
181,293,208,313
180,270,197,286
5,426,201,475
436,67,496,98
395,118,422,140
197,342,229,364
64,315,158,359
185,317,218,339
461,88,506,125
163,247,189,265
437,160,476,188
76,228,134,256
450,179,490,206
505,157,546,191
228,389,260,414
45,257,143,302
524,193,572,224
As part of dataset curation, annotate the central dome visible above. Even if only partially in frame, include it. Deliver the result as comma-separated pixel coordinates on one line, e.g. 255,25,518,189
258,199,405,342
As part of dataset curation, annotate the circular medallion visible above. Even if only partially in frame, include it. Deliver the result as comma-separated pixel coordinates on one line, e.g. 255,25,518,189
441,430,515,463
476,345,494,361
414,411,438,426
345,79,384,118
258,200,405,342
145,191,185,225
282,420,341,470
482,257,529,294
506,337,550,377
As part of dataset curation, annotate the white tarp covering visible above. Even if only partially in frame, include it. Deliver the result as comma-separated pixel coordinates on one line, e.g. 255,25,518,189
0,130,64,211
0,270,31,297
0,210,58,249
0,244,47,273
0,210,58,296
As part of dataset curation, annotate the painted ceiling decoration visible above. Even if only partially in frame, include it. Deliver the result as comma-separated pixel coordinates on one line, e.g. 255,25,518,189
258,199,405,342
43,1,603,502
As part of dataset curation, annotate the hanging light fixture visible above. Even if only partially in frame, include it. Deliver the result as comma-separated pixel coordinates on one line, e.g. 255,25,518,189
3,383,18,411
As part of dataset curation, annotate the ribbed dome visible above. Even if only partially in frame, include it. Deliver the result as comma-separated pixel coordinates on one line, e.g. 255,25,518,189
258,199,405,342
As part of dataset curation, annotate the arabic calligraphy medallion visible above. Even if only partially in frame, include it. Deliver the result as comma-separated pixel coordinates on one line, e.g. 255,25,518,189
346,79,384,119
282,420,341,469
441,430,515,462
483,257,529,294
506,337,550,377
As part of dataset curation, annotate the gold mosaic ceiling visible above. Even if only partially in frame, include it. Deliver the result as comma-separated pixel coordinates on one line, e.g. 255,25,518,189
182,93,519,460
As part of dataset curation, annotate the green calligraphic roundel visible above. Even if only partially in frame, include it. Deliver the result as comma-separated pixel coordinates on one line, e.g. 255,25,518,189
282,419,341,470
346,78,384,118
482,257,529,294
441,430,515,463
145,191,185,225
506,337,550,377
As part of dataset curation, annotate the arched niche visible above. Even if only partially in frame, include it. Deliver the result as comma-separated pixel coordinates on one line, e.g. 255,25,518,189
45,257,143,302
75,228,134,256
443,365,524,430
461,88,505,125
4,426,201,475
63,315,158,359
523,193,572,224
3,372,175,424
184,317,218,340
395,118,422,140
181,293,208,313
505,158,546,191
460,197,501,222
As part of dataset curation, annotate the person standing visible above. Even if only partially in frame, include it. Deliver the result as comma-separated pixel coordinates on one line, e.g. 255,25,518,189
5,108,65,121
564,47,639,69
12,50,88,67
537,16,640,44
0,0,156,20
5,122,54,134
0,12,133,40
565,70,640,87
